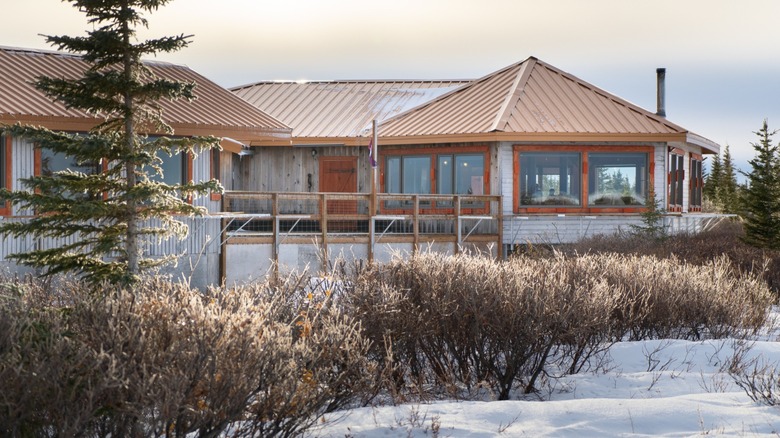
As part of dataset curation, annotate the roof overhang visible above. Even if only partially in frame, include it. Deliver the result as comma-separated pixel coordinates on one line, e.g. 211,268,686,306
1,115,292,149
375,131,690,146
686,132,720,155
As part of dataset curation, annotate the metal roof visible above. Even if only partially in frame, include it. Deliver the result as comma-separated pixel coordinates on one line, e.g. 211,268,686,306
380,57,692,141
0,46,291,145
231,80,469,143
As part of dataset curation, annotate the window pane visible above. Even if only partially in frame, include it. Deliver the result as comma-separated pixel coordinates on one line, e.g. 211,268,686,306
402,156,430,194
386,156,401,193
519,152,581,206
455,155,484,195
151,152,185,186
437,155,453,194
41,149,100,176
588,153,647,206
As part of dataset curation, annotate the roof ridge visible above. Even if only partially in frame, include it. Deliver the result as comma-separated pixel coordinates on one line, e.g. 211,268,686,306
490,58,536,132
0,45,184,68
230,78,472,91
378,58,534,129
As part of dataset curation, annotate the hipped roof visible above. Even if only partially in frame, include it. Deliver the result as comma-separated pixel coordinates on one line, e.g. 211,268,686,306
232,80,468,144
380,57,718,153
0,46,291,148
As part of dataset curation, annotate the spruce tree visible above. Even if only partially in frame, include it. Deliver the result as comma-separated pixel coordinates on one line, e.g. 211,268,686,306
741,120,780,249
703,154,722,207
719,145,740,213
0,0,219,286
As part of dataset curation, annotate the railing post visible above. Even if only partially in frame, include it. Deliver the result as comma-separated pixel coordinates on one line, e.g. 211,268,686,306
272,193,279,280
320,193,328,272
413,195,420,255
496,196,504,260
455,195,461,254
368,193,375,264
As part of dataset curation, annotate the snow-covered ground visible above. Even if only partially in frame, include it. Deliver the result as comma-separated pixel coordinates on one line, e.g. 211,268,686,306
311,309,780,437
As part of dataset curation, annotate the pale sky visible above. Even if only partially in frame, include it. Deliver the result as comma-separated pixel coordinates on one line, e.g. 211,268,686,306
5,0,780,177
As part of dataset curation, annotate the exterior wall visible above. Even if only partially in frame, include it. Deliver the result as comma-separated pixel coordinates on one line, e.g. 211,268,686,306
239,145,371,193
192,147,220,213
11,136,35,216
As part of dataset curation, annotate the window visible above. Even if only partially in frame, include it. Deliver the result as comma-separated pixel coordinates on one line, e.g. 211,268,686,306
0,135,7,190
0,135,8,216
40,148,101,200
383,148,488,211
588,153,648,206
514,146,653,213
385,156,431,194
668,152,684,211
41,148,101,177
689,155,703,211
519,152,581,206
149,151,188,186
438,154,484,195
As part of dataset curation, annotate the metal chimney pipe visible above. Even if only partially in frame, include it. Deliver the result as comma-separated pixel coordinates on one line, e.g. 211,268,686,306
656,68,666,117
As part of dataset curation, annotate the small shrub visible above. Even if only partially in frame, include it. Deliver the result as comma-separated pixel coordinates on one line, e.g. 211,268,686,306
0,274,372,438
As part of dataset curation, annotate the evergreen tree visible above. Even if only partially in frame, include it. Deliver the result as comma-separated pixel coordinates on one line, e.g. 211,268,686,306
703,154,722,207
741,120,780,249
720,144,739,213
0,0,219,286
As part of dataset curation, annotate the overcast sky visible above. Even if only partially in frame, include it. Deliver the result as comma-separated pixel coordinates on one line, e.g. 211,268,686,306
6,0,780,177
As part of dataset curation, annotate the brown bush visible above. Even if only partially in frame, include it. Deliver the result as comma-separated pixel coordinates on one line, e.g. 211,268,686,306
341,251,772,401
562,220,780,297
0,274,372,438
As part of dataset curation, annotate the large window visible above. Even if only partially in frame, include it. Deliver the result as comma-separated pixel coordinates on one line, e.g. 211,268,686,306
519,152,581,206
386,155,431,194
515,146,653,213
588,153,648,206
437,154,485,195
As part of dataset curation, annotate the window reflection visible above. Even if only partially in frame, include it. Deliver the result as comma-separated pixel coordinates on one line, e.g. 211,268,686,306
519,152,581,206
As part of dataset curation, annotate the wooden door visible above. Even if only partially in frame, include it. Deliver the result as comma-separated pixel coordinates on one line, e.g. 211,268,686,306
320,157,358,231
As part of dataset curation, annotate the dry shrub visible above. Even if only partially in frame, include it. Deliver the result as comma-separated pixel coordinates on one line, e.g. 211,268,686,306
0,274,372,438
564,220,780,297
342,251,772,401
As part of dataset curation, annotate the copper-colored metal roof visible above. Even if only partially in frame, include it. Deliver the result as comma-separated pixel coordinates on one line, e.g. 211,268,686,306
0,46,291,145
231,80,469,143
380,57,692,142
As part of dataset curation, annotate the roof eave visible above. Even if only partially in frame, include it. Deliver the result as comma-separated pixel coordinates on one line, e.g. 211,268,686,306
686,132,720,154
376,132,689,145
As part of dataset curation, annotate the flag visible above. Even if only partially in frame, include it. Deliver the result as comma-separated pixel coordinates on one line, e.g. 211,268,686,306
367,137,377,168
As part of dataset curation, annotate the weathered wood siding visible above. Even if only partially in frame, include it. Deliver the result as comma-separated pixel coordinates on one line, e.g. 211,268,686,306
239,146,371,193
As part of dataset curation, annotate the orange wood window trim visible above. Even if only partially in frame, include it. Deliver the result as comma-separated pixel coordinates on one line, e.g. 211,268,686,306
379,145,491,214
512,145,655,215
379,145,491,194
0,136,12,216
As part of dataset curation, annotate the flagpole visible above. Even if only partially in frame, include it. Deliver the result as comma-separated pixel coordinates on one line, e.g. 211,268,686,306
371,119,378,215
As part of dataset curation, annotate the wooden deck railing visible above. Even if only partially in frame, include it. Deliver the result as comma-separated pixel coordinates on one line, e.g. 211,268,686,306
221,191,503,264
